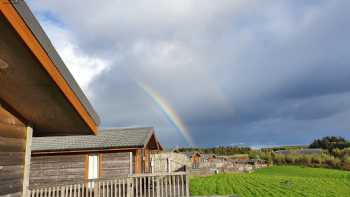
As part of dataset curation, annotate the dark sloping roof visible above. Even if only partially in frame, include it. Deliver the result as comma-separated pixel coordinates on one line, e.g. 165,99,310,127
32,127,157,152
11,1,100,126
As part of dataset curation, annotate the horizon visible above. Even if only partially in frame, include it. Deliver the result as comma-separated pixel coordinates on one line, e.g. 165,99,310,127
28,0,350,147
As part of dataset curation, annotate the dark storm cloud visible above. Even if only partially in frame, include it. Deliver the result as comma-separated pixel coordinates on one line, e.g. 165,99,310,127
29,0,350,147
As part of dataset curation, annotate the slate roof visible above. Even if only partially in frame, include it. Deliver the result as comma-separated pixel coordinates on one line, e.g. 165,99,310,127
32,127,157,152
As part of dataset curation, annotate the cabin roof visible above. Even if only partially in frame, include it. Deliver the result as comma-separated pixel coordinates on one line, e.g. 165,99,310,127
11,1,100,125
0,0,99,135
32,127,161,153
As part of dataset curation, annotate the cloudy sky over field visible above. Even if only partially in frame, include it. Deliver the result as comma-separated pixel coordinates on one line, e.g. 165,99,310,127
28,0,350,147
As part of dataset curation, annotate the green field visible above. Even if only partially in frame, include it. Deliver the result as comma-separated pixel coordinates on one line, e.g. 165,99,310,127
190,166,350,197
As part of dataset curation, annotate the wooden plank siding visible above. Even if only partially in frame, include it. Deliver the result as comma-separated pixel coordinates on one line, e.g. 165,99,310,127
134,149,142,174
29,154,85,188
0,106,26,197
29,151,134,187
144,145,151,173
100,152,130,178
29,145,156,189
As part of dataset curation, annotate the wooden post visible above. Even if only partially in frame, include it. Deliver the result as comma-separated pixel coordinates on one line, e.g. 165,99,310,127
167,158,171,173
126,177,132,197
135,149,142,174
96,181,101,197
181,174,184,196
129,152,133,175
23,126,33,197
185,173,190,197
156,178,160,197
61,186,65,197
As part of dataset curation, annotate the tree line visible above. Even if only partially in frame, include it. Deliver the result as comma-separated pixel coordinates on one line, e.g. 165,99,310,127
254,148,350,171
176,146,251,155
309,136,350,150
177,136,350,154
177,136,350,171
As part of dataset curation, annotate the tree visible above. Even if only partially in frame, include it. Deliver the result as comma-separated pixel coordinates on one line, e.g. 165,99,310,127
309,136,350,150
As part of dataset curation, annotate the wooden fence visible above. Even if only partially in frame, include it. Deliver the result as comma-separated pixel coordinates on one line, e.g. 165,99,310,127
151,158,187,174
28,172,189,197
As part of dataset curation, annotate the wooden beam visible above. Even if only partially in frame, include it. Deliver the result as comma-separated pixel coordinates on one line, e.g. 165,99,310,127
135,149,142,174
0,100,27,126
0,135,26,152
129,152,133,175
98,153,103,178
0,123,26,139
31,147,141,156
22,126,32,197
144,147,150,173
84,154,89,180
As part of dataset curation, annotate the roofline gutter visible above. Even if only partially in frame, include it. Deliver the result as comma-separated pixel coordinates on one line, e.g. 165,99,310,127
31,146,144,156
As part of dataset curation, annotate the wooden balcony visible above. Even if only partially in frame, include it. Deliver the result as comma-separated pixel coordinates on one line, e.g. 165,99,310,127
28,172,189,197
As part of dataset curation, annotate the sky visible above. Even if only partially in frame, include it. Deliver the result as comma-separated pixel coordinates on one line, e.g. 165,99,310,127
27,0,350,148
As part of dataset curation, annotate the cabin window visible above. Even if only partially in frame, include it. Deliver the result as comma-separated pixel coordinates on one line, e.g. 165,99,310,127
88,155,99,179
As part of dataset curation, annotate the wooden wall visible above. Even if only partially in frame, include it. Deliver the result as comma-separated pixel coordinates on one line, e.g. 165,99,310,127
132,150,136,174
0,106,26,197
133,148,152,174
30,154,85,188
144,146,150,173
100,152,130,178
134,149,142,174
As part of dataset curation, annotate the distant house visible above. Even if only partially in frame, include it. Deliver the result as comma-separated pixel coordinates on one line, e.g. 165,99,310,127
30,127,163,188
229,154,250,161
184,152,202,169
200,154,217,163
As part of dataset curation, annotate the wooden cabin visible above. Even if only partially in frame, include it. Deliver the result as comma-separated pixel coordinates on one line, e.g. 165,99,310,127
0,1,100,196
200,154,217,163
30,127,163,188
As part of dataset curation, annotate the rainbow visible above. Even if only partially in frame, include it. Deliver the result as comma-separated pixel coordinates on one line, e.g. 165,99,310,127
138,83,195,146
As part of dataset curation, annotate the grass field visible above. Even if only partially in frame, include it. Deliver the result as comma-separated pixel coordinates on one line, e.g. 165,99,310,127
190,166,350,197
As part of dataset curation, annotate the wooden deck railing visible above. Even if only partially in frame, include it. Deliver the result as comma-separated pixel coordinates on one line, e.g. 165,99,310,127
28,172,189,197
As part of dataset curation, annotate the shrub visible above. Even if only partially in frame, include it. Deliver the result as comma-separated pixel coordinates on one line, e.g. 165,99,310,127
311,155,323,167
341,156,350,171
301,155,312,166
285,154,298,164
325,157,341,169
272,154,286,165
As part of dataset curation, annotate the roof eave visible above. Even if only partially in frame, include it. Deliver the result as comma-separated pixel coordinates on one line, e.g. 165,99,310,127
142,128,163,150
32,145,144,155
0,0,100,134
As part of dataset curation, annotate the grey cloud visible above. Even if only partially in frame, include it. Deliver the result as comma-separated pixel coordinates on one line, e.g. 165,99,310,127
29,0,350,147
